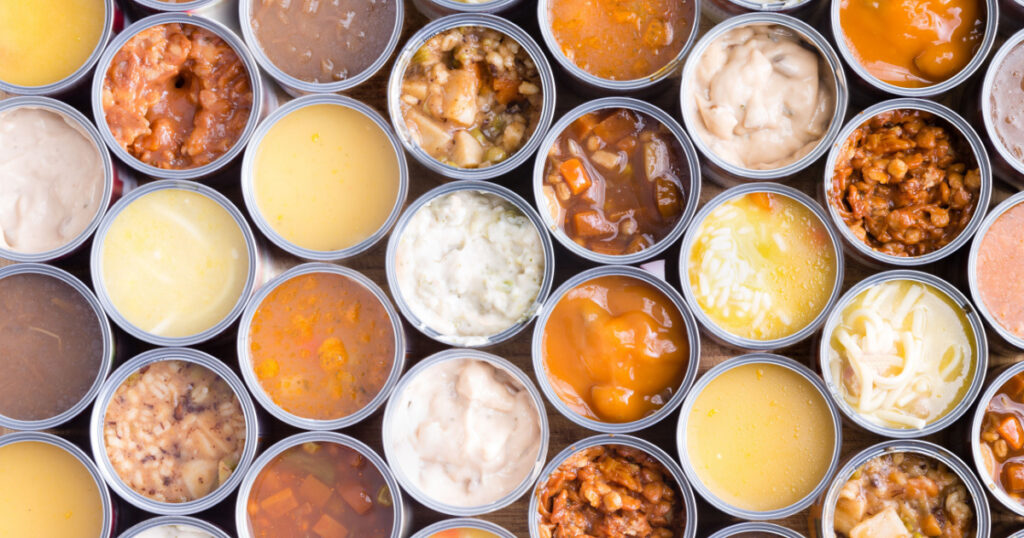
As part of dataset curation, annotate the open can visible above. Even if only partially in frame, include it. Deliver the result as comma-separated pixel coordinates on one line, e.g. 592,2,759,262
117,515,230,538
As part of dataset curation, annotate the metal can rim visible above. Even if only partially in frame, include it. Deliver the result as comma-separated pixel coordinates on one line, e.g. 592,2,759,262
237,0,403,94
131,0,222,12
90,13,265,180
821,98,993,266
240,94,409,261
116,515,231,538
676,353,844,520
381,348,551,516
236,262,407,431
818,269,989,438
678,12,849,180
527,433,699,538
706,522,806,538
409,518,517,538
530,96,702,265
385,14,557,180
969,359,1024,516
979,30,1024,179
966,190,1024,351
420,0,522,12
530,264,702,433
234,431,405,538
817,439,990,538
677,182,846,351
89,179,259,346
0,263,114,431
89,347,261,515
385,180,556,348
0,96,114,263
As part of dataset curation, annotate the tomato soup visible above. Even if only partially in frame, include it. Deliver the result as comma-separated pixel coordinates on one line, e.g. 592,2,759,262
0,0,106,87
248,272,395,421
247,441,394,537
976,201,1024,339
542,274,690,423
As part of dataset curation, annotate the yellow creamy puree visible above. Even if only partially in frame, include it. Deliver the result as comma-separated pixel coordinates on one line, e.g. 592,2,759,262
0,0,106,87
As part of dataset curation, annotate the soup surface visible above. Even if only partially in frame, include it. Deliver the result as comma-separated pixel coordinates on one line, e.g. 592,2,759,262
0,273,103,422
430,529,500,538
0,0,105,86
976,201,1024,339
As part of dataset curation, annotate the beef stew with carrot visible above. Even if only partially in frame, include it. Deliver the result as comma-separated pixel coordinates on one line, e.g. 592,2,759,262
980,372,1024,506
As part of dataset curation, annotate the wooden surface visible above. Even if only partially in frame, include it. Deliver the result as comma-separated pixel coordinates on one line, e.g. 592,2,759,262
4,1,1024,536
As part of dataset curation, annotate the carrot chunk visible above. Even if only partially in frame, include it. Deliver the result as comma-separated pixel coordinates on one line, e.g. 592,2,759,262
559,158,592,195
593,110,638,145
654,178,681,219
1005,374,1024,400
259,487,299,518
339,483,373,515
1003,462,1024,493
998,415,1024,450
299,473,334,509
572,210,616,238
750,192,775,211
312,513,349,538
571,113,601,140
492,73,520,105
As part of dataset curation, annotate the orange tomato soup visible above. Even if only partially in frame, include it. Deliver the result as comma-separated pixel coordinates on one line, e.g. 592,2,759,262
548,0,692,81
839,0,984,88
247,441,393,537
248,272,395,421
541,275,689,423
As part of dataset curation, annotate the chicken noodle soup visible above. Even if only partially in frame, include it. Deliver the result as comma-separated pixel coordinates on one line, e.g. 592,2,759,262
103,360,246,503
833,453,974,538
828,279,976,430
247,271,396,422
0,0,106,87
686,191,838,342
247,442,394,537
541,108,688,257
541,275,690,424
399,26,542,169
979,373,1024,506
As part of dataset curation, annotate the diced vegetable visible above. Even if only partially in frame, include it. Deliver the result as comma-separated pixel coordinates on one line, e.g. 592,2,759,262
492,73,521,105
643,138,670,182
339,483,374,515
593,110,638,145
260,487,300,518
848,508,911,538
1003,462,1024,493
571,113,600,140
312,514,349,538
654,178,681,219
299,474,335,509
453,131,485,167
572,210,617,238
998,416,1024,450
750,192,776,211
559,158,592,195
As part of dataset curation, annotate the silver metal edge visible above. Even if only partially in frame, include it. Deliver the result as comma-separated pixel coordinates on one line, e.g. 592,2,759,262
386,14,556,180
678,12,849,180
419,0,522,14
131,0,222,12
117,515,231,538
529,264,701,433
88,347,261,515
675,353,844,520
979,30,1024,179
817,269,989,438
0,263,114,431
529,96,703,265
677,182,846,351
969,360,1024,516
966,191,1024,350
821,98,994,266
240,94,409,261
381,348,550,516
385,180,556,348
707,522,806,538
409,518,516,538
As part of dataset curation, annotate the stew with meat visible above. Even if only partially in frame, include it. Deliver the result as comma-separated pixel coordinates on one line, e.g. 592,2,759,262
979,372,1024,507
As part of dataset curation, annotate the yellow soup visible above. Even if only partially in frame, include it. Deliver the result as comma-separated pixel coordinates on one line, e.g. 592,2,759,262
0,0,106,87
101,188,250,338
688,192,837,341
686,362,836,512
253,103,401,252
0,441,103,537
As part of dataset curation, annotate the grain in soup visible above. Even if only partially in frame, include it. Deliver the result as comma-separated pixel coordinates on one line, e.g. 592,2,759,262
247,441,394,537
0,273,103,422
833,452,974,538
103,360,246,503
541,108,688,256
979,373,1024,506
536,444,685,538
830,109,981,257
102,23,253,170
400,26,542,169
247,272,396,421
976,201,1024,339
548,0,691,81
250,0,397,83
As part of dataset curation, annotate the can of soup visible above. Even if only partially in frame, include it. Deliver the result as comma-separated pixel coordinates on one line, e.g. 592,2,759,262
0,97,114,263
126,0,222,16
822,98,992,269
679,13,848,186
386,14,557,181
708,522,806,538
0,264,114,432
238,0,403,96
385,181,556,348
91,13,265,181
382,348,549,517
236,262,407,431
117,515,230,538
531,96,702,265
411,518,516,538
968,191,1024,352
234,431,407,538
677,353,843,521
830,0,997,98
815,440,990,538
89,347,261,516
241,94,409,262
413,0,523,18
0,0,116,99
89,180,259,347
531,265,701,434
979,30,1024,189
818,269,988,439
701,0,824,23
969,361,1024,517
529,433,699,538
677,182,845,351
0,431,115,537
